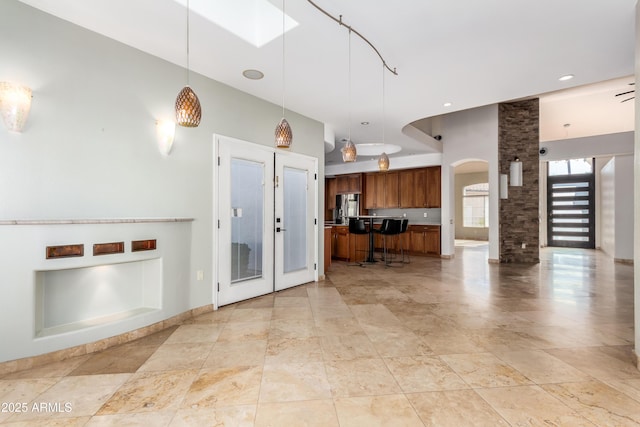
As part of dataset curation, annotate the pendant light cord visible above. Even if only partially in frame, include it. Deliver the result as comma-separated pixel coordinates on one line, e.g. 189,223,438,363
282,0,286,118
382,63,385,144
347,29,351,143
186,0,190,85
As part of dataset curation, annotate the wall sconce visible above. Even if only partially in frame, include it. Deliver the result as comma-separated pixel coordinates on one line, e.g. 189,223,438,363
500,174,508,199
0,82,32,133
510,157,523,186
156,120,176,156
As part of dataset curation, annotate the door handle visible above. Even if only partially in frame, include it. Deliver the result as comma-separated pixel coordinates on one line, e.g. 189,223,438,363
276,227,287,232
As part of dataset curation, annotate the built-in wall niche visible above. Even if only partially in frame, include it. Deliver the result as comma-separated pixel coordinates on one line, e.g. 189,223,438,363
34,259,162,337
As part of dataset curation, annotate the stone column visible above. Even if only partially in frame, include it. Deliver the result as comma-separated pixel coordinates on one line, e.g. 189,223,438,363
498,99,540,263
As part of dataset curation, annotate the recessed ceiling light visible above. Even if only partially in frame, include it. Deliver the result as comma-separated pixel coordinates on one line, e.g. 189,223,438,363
443,102,452,107
242,69,264,80
559,74,574,81
361,121,369,125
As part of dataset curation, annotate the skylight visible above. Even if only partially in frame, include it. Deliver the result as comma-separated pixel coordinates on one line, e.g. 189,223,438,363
174,0,298,48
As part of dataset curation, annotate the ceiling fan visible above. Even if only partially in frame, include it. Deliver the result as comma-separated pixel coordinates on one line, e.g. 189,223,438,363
615,82,635,103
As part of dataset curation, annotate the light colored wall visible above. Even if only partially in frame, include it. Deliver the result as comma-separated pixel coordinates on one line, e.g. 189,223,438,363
614,155,634,261
0,1,324,361
455,171,490,240
600,159,616,257
634,1,640,366
441,105,499,260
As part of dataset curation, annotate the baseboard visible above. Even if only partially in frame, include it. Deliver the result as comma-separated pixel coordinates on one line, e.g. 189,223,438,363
614,258,634,265
488,258,500,264
0,304,214,377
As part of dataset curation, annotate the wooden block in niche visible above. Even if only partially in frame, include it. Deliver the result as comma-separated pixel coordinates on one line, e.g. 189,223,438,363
46,244,84,259
132,239,156,252
93,242,124,256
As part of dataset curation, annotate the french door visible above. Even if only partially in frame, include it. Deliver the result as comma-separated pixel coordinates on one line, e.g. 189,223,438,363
216,135,317,306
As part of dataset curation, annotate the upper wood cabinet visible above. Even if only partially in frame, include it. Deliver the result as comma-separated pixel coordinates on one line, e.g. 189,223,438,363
399,170,415,207
325,178,337,210
384,172,400,208
364,173,383,209
425,166,441,208
336,173,362,194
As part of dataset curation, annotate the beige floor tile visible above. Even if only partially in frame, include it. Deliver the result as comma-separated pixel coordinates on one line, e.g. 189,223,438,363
86,411,175,426
384,355,468,392
418,330,489,355
254,400,339,427
170,405,256,427
4,374,130,422
1,356,91,380
407,390,509,427
273,296,311,308
180,366,263,408
0,378,60,422
137,342,212,372
320,334,379,361
604,378,640,403
477,385,594,426
366,330,433,357
265,337,323,364
5,417,91,426
227,307,273,323
542,380,640,426
271,306,313,321
259,361,331,403
203,340,267,369
325,358,401,398
440,352,533,388
217,321,271,342
313,316,364,336
268,317,316,339
493,349,592,384
97,370,195,415
163,324,224,344
545,346,640,382
334,394,423,427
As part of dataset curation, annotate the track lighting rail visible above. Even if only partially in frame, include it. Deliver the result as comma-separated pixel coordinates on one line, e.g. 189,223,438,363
306,0,398,76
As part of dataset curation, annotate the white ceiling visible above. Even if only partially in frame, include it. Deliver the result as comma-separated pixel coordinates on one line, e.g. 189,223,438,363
17,0,637,164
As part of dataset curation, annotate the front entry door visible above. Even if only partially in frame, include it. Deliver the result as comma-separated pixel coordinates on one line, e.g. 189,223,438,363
274,153,317,291
547,174,595,249
217,136,318,306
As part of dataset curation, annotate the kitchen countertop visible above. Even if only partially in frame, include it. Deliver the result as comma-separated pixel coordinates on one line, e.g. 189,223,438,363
324,221,441,226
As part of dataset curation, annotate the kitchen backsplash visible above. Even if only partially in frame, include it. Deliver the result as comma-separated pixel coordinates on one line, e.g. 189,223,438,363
367,208,442,225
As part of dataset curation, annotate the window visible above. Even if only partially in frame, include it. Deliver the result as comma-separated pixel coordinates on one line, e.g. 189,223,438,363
548,158,593,176
463,183,489,228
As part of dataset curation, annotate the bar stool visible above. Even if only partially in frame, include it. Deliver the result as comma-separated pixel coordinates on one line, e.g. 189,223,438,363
399,218,410,264
348,218,369,266
375,219,401,266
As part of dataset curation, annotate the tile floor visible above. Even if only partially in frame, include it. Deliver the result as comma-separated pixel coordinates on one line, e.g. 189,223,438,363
1,245,638,426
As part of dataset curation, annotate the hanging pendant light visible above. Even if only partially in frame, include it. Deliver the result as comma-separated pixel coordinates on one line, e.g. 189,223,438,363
175,0,201,127
378,63,390,171
378,152,389,171
275,0,292,148
341,29,356,162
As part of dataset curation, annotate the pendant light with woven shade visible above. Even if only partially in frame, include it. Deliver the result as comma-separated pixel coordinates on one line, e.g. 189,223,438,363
275,0,293,148
378,64,390,171
341,29,357,162
175,0,201,127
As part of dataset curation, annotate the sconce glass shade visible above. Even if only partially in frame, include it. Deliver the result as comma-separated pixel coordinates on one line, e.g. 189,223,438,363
156,120,176,156
378,152,389,171
500,173,508,199
510,157,523,186
341,139,357,162
175,85,201,127
275,117,292,148
0,82,32,133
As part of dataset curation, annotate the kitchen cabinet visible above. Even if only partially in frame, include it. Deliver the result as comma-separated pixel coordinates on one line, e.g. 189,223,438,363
409,225,441,255
333,226,350,259
426,166,441,208
326,178,337,210
336,173,362,194
364,173,385,209
324,227,332,271
399,170,415,208
384,172,400,208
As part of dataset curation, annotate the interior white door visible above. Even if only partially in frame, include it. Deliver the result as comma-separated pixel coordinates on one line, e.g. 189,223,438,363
274,152,317,291
217,136,274,306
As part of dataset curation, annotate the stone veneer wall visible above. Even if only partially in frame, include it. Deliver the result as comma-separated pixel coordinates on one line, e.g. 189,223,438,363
499,99,540,263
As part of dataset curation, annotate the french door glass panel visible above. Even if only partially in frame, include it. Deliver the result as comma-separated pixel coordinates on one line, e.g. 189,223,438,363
231,158,264,282
283,166,308,273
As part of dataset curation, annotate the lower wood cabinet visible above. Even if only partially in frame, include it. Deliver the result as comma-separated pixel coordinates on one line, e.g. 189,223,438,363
408,225,441,255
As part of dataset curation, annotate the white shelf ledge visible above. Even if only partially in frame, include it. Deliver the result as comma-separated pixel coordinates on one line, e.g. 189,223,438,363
0,218,194,225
